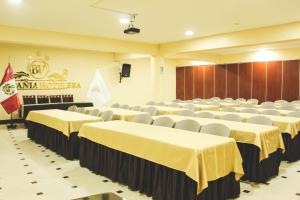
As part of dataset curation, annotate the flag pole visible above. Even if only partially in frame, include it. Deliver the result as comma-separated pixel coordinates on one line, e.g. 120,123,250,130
7,113,17,130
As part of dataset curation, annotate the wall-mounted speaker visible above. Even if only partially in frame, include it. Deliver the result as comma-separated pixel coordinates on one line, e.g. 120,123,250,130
119,63,131,83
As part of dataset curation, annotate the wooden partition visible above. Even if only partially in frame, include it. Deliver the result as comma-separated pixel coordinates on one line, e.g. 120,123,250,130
176,60,299,102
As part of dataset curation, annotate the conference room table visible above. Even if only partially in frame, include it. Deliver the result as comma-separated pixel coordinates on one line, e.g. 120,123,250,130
20,101,93,119
198,110,300,162
78,120,244,200
234,107,293,116
84,107,147,121
165,102,220,111
26,109,102,160
141,105,186,115
153,115,284,182
256,104,300,110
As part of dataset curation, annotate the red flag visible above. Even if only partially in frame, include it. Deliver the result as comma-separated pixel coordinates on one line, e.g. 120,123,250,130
0,63,20,114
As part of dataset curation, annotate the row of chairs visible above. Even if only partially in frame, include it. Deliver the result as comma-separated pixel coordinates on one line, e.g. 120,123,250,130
220,106,300,114
111,103,159,115
23,94,74,105
68,105,114,121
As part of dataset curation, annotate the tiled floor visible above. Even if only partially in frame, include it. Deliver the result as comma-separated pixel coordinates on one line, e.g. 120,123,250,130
0,125,300,200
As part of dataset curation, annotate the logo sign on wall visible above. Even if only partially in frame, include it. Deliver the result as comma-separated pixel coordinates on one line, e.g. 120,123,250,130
14,52,81,90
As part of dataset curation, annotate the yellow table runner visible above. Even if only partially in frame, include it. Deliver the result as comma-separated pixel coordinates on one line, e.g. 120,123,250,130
78,121,244,194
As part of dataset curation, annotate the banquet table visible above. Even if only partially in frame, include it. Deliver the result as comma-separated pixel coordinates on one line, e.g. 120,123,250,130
153,115,284,182
20,101,93,119
198,110,300,161
141,105,186,115
78,121,244,200
235,107,293,116
26,109,102,159
84,107,147,121
165,102,220,111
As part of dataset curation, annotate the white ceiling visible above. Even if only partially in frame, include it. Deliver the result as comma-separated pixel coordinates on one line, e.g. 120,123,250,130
1,0,300,43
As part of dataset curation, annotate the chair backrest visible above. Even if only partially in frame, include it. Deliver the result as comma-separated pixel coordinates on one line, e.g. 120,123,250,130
62,94,74,102
37,95,49,104
49,95,62,103
168,103,179,107
240,103,255,108
220,114,242,122
143,106,157,116
261,101,274,106
261,109,281,116
247,116,272,126
247,98,258,105
156,102,165,106
220,107,236,112
278,105,297,111
182,103,195,111
77,107,86,113
152,116,174,127
211,97,220,101
195,112,215,118
200,123,231,137
22,95,36,105
100,110,114,121
89,109,101,116
236,98,246,102
111,103,120,108
223,98,233,102
287,111,300,117
207,101,220,106
146,101,156,105
275,99,288,104
120,104,130,109
132,113,153,124
174,119,201,132
131,105,142,111
67,105,78,112
193,98,202,101
177,110,194,117
240,108,259,114
291,100,300,105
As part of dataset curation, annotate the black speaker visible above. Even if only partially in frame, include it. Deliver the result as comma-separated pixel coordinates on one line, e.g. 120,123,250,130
121,64,131,77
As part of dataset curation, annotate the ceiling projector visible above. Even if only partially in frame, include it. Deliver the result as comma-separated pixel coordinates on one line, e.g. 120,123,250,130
124,14,140,35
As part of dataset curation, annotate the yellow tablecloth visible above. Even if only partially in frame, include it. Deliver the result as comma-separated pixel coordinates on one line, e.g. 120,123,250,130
78,121,244,194
153,115,284,161
204,110,300,138
235,107,292,116
165,102,220,111
26,109,102,136
84,107,147,121
142,105,186,115
220,102,240,108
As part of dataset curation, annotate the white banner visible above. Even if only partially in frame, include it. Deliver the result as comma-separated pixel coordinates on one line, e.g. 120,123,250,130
0,79,17,103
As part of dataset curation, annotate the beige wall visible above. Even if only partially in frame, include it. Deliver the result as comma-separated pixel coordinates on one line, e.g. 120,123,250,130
0,43,176,120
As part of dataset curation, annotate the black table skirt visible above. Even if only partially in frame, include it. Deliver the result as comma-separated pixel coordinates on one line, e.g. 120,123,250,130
27,121,80,160
21,102,93,119
79,138,240,200
237,143,282,183
282,133,300,162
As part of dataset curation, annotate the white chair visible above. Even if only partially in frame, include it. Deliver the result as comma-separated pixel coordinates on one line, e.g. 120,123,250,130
291,100,300,105
156,102,165,106
247,116,272,126
220,107,236,112
152,116,174,128
177,110,194,117
278,105,297,111
287,111,300,117
146,101,155,105
143,106,157,116
236,98,246,102
193,98,202,101
247,98,258,105
240,103,255,108
220,114,242,122
76,107,86,114
130,105,142,111
195,100,207,105
182,103,195,111
168,103,179,107
174,119,201,132
185,100,193,103
275,100,288,104
67,105,77,112
260,101,276,108
132,113,153,124
261,109,281,116
200,123,231,137
223,98,233,102
120,104,130,109
100,110,113,121
89,109,101,116
195,112,214,118
111,103,120,108
240,108,259,114
211,97,220,101
207,101,220,106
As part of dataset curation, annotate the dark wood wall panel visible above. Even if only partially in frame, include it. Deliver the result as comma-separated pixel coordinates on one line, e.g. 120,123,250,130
282,60,299,101
193,66,204,98
184,67,194,100
176,67,185,100
204,65,215,98
227,64,239,99
252,62,266,103
238,63,252,99
266,61,282,101
214,65,227,98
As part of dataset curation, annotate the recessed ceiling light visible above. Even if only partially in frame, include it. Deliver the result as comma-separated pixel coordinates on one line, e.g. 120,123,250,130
185,30,194,36
9,0,22,4
120,18,130,24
